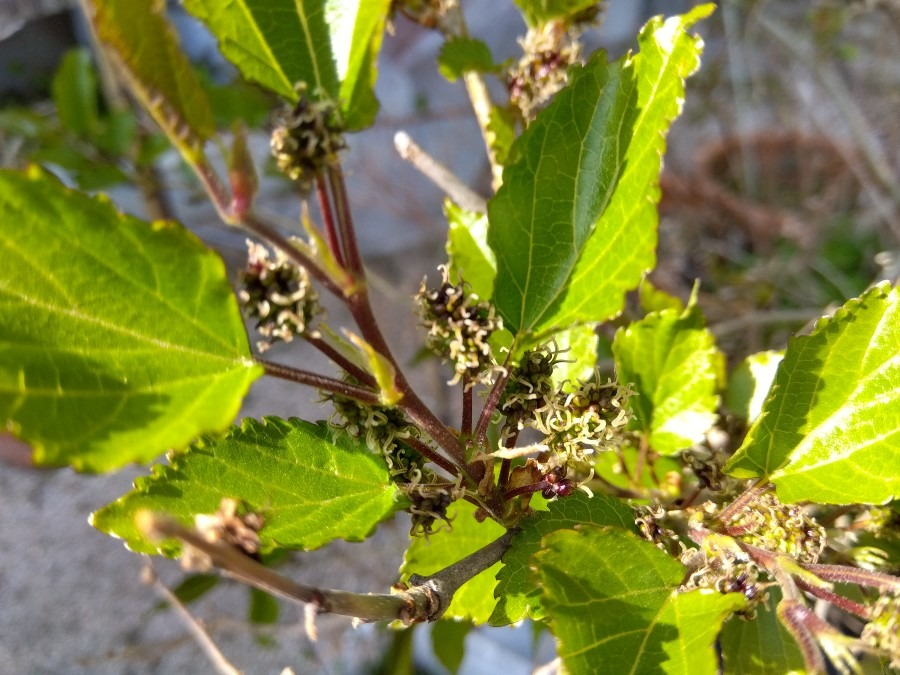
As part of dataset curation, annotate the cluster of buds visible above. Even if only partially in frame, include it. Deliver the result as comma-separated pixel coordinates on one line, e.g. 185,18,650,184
239,240,320,352
182,498,265,571
680,532,765,619
416,268,502,389
635,504,682,556
270,85,346,191
727,492,826,565
499,345,562,436
405,480,465,537
861,590,900,669
507,21,583,123
324,378,426,484
535,378,633,466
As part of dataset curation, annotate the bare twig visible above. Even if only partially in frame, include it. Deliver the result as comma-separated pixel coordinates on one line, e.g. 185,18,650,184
139,515,516,624
141,564,241,675
394,131,487,213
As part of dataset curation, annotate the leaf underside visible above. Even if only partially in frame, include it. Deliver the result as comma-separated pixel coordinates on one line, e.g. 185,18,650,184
0,168,260,472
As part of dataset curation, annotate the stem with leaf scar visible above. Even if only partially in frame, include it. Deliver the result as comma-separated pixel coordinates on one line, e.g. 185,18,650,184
139,514,517,624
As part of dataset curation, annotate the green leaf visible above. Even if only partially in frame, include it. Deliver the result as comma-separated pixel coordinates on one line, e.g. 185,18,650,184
401,500,506,623
438,37,496,82
249,588,280,624
0,168,261,471
488,51,638,336
548,324,598,392
527,6,714,339
91,417,401,554
183,0,390,130
432,619,471,674
90,0,215,162
534,525,745,675
52,48,99,138
326,0,392,129
594,444,682,493
613,298,723,455
725,282,900,504
445,200,495,301
489,491,636,626
487,106,517,167
719,589,805,674
169,573,219,605
725,350,784,422
513,0,601,27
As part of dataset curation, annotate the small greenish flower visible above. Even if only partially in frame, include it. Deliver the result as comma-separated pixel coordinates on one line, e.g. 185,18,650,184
239,240,321,351
405,480,465,537
862,591,900,669
507,22,582,123
499,345,562,434
536,378,633,465
324,376,427,484
729,492,826,565
416,267,502,388
270,84,346,191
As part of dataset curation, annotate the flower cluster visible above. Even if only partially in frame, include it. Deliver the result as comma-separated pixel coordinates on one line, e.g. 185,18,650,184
416,268,502,388
324,378,426,484
507,22,583,123
405,480,465,537
536,378,633,465
238,240,320,352
499,346,562,435
729,492,826,565
862,591,900,669
680,532,765,619
270,86,346,191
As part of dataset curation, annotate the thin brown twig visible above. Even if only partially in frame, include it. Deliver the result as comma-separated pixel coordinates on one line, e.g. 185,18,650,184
141,564,240,675
258,358,380,404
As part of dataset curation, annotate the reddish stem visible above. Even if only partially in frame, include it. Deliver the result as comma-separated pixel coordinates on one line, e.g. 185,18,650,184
258,359,379,404
316,174,345,268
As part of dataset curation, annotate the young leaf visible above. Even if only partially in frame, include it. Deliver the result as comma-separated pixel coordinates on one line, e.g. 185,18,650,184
0,169,261,471
438,37,496,82
183,0,390,130
487,50,638,336
527,6,714,339
445,200,495,301
613,299,723,455
489,491,636,626
719,589,805,674
432,619,471,674
725,350,784,422
400,500,506,624
51,48,99,138
534,525,745,675
91,417,402,555
90,0,215,163
725,282,900,504
513,0,600,27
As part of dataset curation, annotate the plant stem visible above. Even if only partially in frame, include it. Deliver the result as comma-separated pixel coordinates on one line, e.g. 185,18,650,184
304,333,376,388
316,174,345,268
794,578,870,620
258,358,380,405
326,166,365,278
142,564,240,675
438,0,502,190
474,362,510,450
394,131,487,213
461,385,473,437
401,436,460,477
716,480,769,524
141,515,515,624
803,563,900,592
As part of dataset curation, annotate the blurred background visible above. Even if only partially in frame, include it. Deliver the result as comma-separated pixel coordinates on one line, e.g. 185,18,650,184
1,0,898,672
